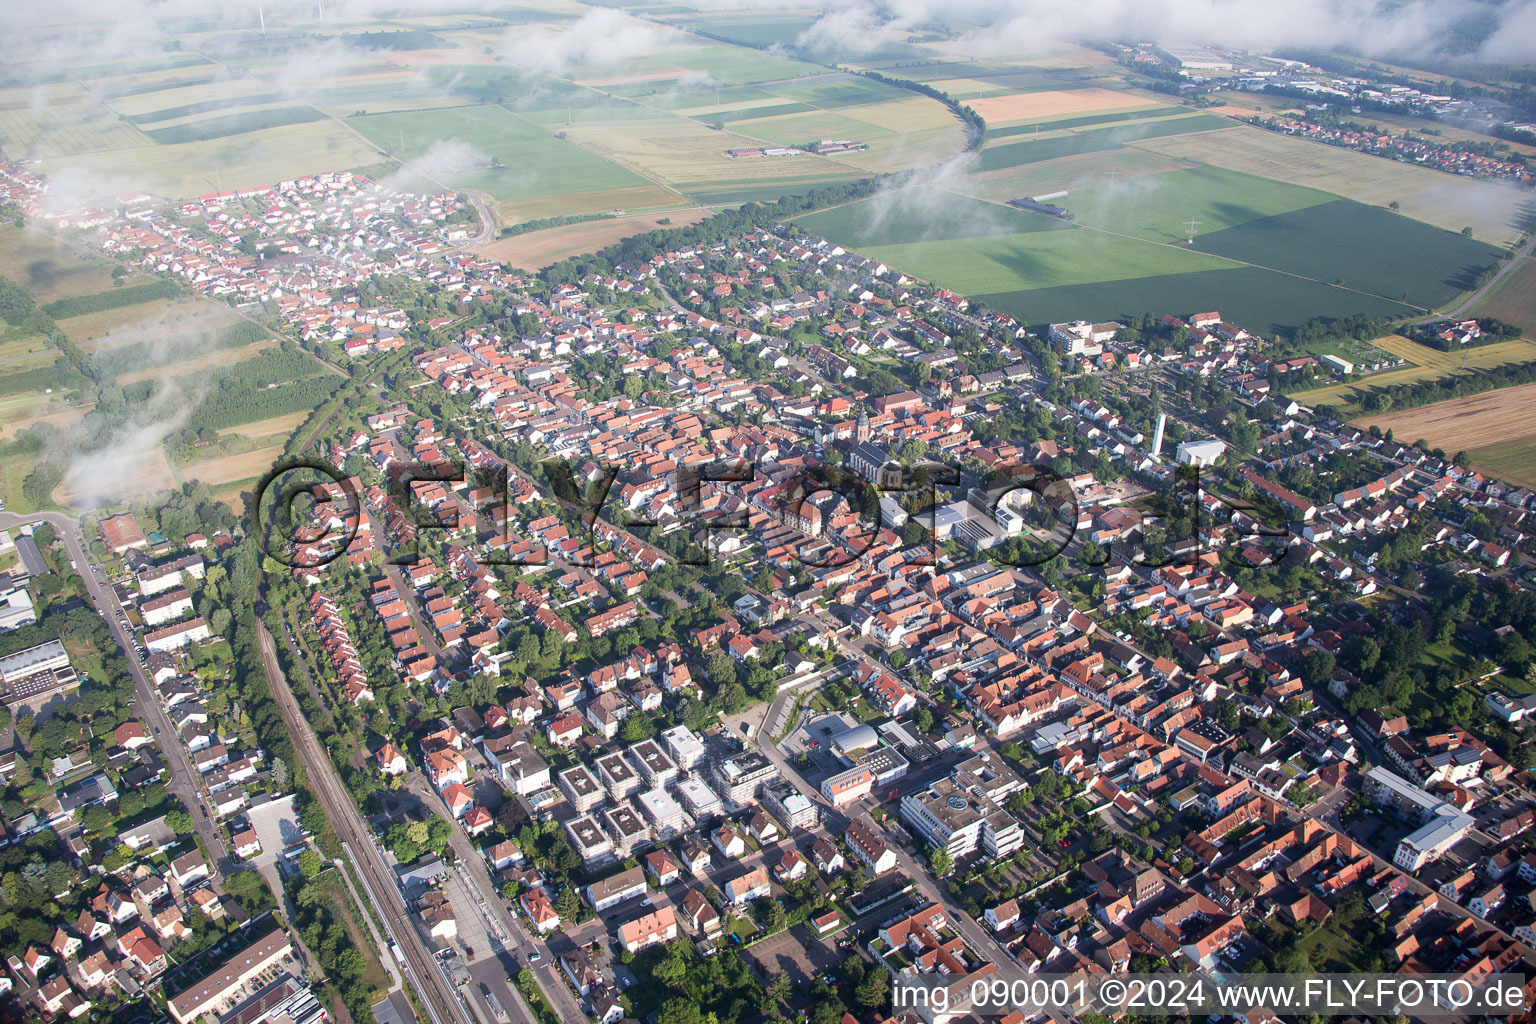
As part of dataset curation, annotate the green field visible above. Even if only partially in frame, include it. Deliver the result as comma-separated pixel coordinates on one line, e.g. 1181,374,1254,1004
976,267,1416,336
797,188,1072,246
1060,165,1330,241
1191,200,1504,307
351,107,652,199
1467,437,1536,488
970,116,1237,172
858,228,1235,295
987,107,1183,137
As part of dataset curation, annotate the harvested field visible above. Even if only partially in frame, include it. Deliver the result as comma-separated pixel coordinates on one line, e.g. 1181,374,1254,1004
181,445,284,487
54,446,177,508
968,87,1160,124
227,410,310,438
1131,126,1529,244
496,184,684,222
1353,380,1536,452
1291,336,1536,407
0,227,132,305
0,402,92,441
481,207,711,269
34,120,381,201
58,298,196,344
1477,256,1536,337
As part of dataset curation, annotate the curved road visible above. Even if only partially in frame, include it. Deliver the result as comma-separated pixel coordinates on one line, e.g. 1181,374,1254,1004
0,510,232,873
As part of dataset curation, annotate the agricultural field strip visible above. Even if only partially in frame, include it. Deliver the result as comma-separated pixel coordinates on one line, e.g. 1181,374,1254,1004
908,185,1440,306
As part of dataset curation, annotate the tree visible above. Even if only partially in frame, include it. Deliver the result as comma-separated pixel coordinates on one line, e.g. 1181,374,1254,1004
769,971,791,1001
167,809,196,834
856,969,889,1010
929,847,954,878
556,885,580,921
299,849,324,878
81,805,113,834
656,998,703,1024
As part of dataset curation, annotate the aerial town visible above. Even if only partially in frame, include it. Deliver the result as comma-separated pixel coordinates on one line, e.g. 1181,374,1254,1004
0,128,1531,1024
1,0,1536,1019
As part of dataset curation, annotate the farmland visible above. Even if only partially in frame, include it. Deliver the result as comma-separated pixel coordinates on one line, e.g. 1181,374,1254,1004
481,207,712,269
1477,255,1536,337
1466,437,1536,488
1356,380,1536,452
1290,336,1536,407
1130,127,1530,243
795,184,1430,332
1353,381,1536,487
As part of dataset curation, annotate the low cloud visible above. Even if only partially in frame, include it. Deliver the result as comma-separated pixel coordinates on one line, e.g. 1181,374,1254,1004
381,139,491,192
497,8,682,75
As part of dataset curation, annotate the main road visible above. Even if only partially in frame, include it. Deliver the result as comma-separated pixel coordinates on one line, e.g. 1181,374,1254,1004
0,511,231,872
255,620,474,1024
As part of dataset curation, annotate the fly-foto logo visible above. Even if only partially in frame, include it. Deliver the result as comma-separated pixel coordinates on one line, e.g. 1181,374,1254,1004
252,455,1290,573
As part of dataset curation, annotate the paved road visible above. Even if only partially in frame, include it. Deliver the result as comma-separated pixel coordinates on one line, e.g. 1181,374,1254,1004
402,775,590,1024
255,620,473,1024
1419,229,1536,322
0,511,233,872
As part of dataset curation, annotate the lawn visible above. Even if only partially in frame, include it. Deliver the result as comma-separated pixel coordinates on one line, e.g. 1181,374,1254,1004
351,106,652,200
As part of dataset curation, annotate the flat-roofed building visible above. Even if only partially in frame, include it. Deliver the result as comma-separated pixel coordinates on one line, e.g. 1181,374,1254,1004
636,787,685,840
558,764,603,813
0,639,78,710
661,725,705,771
674,776,723,820
763,780,817,829
711,752,778,805
601,803,649,858
900,776,1023,861
596,751,641,801
566,815,615,868
630,740,677,788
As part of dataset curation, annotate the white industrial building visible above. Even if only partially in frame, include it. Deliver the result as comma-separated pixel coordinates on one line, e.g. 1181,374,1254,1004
1175,439,1226,467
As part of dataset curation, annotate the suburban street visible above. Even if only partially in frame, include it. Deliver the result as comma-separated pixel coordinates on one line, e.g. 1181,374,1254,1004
0,511,232,873
255,620,474,1024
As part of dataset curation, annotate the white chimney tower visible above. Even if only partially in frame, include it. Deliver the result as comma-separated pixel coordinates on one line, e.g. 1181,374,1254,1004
1151,412,1167,461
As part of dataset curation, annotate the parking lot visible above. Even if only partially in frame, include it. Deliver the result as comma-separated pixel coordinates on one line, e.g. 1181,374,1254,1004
745,927,841,999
